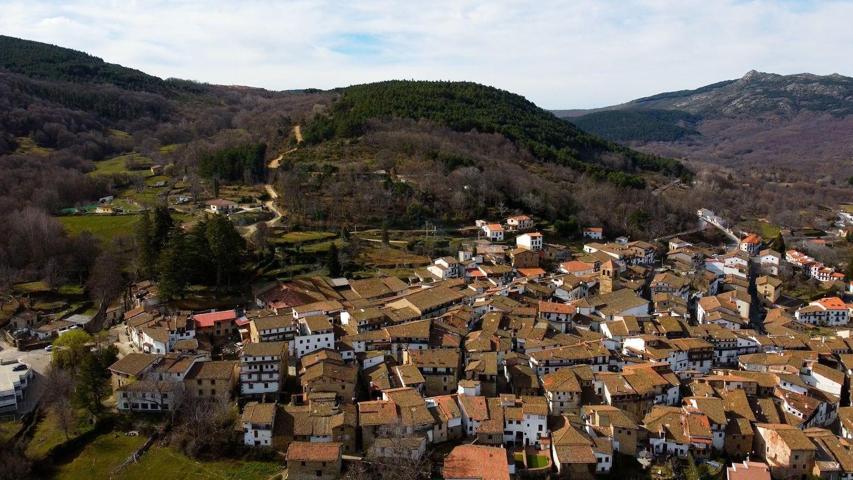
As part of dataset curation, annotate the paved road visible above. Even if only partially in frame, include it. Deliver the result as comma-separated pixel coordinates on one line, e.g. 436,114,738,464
0,339,53,414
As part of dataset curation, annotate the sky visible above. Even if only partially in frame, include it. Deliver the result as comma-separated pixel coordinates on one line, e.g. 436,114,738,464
2,0,853,108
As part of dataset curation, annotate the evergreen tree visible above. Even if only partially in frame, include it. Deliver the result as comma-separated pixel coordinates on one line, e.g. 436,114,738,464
381,221,390,247
326,243,342,277
205,215,244,287
74,346,117,419
157,231,190,299
770,232,786,253
135,210,156,278
152,205,174,251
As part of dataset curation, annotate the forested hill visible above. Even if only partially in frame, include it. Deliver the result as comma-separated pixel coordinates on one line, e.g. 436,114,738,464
303,81,691,188
0,35,205,94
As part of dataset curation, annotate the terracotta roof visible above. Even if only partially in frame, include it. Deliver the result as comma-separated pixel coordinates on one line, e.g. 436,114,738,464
193,309,238,328
443,445,510,480
286,441,341,462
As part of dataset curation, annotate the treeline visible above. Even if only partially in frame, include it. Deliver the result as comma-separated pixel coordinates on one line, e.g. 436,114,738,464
573,109,701,142
198,143,267,182
302,80,691,187
1,35,167,93
135,207,245,299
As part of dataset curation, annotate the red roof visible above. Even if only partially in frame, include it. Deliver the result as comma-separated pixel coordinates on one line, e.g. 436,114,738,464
517,268,546,277
584,227,603,233
817,297,847,310
193,309,238,328
561,260,595,273
741,233,762,245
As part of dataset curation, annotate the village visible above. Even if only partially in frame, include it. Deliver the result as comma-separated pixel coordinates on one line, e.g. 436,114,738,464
4,199,853,480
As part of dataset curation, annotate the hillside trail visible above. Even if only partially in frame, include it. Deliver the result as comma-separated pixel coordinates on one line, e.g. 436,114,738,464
243,125,301,240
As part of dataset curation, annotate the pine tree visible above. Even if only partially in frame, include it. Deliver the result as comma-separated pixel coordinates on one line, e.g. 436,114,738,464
157,231,189,299
152,205,174,251
205,215,244,287
326,243,342,277
381,221,390,247
135,210,156,278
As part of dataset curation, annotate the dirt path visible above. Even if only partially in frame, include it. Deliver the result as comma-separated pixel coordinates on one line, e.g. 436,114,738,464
293,124,303,144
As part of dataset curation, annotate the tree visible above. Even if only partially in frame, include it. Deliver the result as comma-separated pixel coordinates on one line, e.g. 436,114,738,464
205,215,244,287
252,221,270,254
326,243,342,277
381,221,390,247
74,345,117,419
135,210,156,278
157,230,190,299
152,205,174,251
769,232,786,253
43,367,76,440
52,329,93,371
171,397,238,458
86,249,124,307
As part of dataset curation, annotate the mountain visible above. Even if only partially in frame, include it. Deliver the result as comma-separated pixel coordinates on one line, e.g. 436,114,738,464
555,71,853,177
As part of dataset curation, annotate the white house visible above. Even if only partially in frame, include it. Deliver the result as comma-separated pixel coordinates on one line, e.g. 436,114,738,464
506,215,533,232
795,297,850,326
240,341,288,397
516,232,543,251
293,316,335,358
206,199,238,214
583,227,604,240
739,234,762,256
242,402,277,447
482,223,505,242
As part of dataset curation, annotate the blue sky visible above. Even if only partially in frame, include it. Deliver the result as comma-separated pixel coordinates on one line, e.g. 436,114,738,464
2,0,852,108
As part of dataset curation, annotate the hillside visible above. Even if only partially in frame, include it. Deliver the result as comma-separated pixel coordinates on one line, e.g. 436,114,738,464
304,81,690,188
554,71,853,181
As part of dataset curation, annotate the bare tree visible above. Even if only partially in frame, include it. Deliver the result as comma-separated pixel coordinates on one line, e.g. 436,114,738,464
42,367,76,440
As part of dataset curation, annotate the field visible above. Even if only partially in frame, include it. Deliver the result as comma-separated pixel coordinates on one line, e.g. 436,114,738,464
26,409,94,460
59,214,141,241
740,219,781,239
121,446,281,480
277,231,336,244
54,433,146,480
88,153,153,176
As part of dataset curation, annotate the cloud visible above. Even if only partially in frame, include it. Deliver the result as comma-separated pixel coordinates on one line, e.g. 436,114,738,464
1,0,851,108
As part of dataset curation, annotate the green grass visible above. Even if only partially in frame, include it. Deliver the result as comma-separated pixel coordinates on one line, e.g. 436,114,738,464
107,129,131,139
15,136,52,155
0,420,21,444
527,454,549,468
302,239,345,254
59,214,141,241
33,300,67,311
57,284,85,296
90,154,153,176
122,446,281,480
278,231,336,244
159,144,181,154
145,175,170,186
741,219,781,239
13,281,51,294
54,433,145,480
26,409,94,460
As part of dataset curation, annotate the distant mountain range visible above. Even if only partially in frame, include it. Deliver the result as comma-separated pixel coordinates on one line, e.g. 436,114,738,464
554,71,853,175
